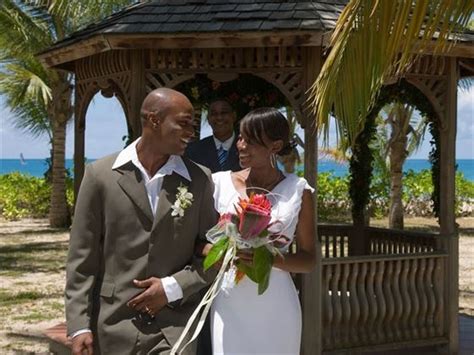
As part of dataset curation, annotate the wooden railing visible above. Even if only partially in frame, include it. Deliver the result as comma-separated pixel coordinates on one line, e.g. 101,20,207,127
321,253,447,352
318,224,352,258
367,227,438,255
317,225,439,258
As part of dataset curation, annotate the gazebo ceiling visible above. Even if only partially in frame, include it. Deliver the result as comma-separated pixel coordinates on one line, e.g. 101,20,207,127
38,0,347,68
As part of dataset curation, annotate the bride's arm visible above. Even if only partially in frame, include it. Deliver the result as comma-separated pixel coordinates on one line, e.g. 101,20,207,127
273,189,317,273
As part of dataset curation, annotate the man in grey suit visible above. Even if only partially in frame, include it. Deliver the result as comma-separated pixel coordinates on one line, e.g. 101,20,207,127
66,88,217,355
185,99,240,173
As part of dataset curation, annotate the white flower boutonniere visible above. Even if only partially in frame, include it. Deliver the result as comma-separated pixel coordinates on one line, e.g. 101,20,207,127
171,184,194,218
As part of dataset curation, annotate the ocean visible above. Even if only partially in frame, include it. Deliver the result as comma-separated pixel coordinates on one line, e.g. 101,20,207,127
1,158,473,181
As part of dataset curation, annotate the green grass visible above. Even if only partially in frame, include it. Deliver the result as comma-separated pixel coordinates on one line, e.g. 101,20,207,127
0,291,44,307
12,311,55,323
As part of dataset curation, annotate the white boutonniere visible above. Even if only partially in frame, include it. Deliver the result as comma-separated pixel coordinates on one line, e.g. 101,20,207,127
171,184,194,217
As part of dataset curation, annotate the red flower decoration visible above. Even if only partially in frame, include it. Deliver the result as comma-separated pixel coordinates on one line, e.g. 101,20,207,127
236,193,272,239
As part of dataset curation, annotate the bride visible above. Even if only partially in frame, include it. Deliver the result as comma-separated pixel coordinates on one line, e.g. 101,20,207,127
206,107,317,355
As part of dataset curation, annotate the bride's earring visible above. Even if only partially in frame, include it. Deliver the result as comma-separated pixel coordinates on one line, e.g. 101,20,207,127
270,153,277,169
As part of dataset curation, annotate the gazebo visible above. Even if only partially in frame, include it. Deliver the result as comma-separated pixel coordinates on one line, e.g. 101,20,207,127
38,1,474,353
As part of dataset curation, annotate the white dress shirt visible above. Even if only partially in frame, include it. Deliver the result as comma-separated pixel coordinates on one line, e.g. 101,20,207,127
213,132,235,152
71,138,187,338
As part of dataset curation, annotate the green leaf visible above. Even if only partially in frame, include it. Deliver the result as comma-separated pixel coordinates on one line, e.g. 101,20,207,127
253,246,273,295
236,259,257,283
203,237,229,271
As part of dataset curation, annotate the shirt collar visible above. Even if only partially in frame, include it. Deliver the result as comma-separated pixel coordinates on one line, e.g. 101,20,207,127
213,132,235,151
112,138,191,181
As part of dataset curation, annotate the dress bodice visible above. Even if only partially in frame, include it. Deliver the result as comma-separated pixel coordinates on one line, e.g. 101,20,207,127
212,170,314,250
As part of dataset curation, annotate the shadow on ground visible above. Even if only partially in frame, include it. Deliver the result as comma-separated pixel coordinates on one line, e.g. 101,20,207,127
0,241,68,275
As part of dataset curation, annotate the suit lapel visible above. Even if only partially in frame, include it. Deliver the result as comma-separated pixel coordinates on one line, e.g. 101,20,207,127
206,137,220,172
224,138,240,171
116,162,154,223
152,172,189,232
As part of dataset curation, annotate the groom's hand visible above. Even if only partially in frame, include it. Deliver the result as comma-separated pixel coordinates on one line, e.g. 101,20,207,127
127,277,168,316
72,332,93,355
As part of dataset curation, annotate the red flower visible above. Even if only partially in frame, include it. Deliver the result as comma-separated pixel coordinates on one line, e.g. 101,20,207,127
236,194,272,239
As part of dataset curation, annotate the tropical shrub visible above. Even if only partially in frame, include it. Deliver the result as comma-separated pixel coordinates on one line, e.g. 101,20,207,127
0,173,73,220
317,172,351,221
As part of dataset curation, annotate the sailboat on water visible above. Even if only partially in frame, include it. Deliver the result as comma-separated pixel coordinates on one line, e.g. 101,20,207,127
20,153,27,165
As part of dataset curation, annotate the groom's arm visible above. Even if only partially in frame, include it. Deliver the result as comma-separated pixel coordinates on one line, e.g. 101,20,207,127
171,170,218,303
65,164,103,336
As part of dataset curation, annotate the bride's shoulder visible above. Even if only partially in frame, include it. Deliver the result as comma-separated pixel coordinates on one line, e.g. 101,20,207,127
211,170,232,186
283,173,315,193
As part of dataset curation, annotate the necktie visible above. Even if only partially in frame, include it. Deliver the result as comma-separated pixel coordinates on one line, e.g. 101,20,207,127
217,146,228,168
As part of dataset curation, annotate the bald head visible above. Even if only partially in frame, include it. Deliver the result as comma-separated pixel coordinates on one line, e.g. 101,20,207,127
141,88,192,125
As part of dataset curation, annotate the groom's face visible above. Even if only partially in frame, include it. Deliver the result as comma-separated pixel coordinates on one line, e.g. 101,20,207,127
156,98,195,155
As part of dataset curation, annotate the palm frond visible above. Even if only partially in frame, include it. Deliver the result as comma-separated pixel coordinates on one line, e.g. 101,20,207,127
309,0,474,146
0,60,52,106
0,0,53,58
8,99,52,140
458,76,474,92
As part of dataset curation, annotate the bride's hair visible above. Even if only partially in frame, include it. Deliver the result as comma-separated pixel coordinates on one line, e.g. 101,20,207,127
240,107,294,156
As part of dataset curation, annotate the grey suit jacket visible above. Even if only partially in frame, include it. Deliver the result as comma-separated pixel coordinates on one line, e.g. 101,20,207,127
185,135,241,173
65,153,217,354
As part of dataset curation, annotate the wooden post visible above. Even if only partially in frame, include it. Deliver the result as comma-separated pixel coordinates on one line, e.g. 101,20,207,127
73,87,86,201
129,49,146,139
439,57,459,354
301,46,322,355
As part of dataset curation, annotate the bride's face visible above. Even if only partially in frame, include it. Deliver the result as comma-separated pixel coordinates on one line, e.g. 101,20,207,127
236,132,278,169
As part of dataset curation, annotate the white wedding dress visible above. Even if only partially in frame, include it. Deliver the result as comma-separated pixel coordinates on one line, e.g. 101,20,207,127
210,170,314,355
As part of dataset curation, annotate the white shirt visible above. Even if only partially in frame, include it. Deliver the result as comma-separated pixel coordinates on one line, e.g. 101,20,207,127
213,132,235,151
71,138,187,338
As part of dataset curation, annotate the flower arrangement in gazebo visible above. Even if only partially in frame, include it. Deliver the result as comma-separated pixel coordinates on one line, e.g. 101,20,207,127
176,74,289,119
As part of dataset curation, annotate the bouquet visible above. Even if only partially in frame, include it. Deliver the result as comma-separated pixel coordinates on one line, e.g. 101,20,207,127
171,192,291,354
204,192,290,294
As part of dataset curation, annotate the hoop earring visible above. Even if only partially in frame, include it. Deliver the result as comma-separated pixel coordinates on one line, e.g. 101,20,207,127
270,153,277,169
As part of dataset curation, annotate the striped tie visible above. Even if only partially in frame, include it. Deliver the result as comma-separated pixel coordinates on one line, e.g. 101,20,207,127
217,146,228,168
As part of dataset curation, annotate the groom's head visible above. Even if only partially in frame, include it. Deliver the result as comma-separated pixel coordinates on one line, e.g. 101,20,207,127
140,88,195,155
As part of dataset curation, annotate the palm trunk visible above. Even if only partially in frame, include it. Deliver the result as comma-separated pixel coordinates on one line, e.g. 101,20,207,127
389,139,406,229
48,76,72,227
388,105,409,230
49,118,70,227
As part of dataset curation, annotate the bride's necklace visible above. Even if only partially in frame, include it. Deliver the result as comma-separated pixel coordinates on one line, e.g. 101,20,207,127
246,169,283,192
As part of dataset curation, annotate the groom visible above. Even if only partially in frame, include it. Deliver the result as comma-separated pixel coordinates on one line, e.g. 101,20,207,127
66,88,217,355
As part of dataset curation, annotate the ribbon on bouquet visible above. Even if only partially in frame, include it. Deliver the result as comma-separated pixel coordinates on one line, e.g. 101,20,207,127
170,243,235,355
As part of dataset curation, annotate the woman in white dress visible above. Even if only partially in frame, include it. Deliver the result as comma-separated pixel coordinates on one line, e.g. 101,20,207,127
206,107,317,355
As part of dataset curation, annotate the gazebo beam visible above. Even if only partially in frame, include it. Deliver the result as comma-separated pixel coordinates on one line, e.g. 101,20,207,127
301,46,322,355
129,49,146,139
73,86,86,198
439,57,459,354
38,32,323,69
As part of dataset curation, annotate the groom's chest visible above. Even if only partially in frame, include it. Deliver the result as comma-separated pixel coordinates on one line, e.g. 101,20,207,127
101,176,200,249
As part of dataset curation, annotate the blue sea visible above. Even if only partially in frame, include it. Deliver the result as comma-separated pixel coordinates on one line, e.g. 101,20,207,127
1,158,473,181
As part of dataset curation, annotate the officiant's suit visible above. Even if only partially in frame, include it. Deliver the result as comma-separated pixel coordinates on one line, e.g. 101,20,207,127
65,152,217,354
185,135,240,173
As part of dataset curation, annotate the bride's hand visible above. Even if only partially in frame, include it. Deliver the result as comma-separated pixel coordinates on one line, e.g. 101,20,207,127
195,242,212,257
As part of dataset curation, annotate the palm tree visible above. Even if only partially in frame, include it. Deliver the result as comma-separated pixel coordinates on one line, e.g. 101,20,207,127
309,0,474,146
0,0,134,227
278,106,302,173
372,103,427,229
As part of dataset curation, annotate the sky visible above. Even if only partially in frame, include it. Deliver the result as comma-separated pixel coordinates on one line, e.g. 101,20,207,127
0,86,473,160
